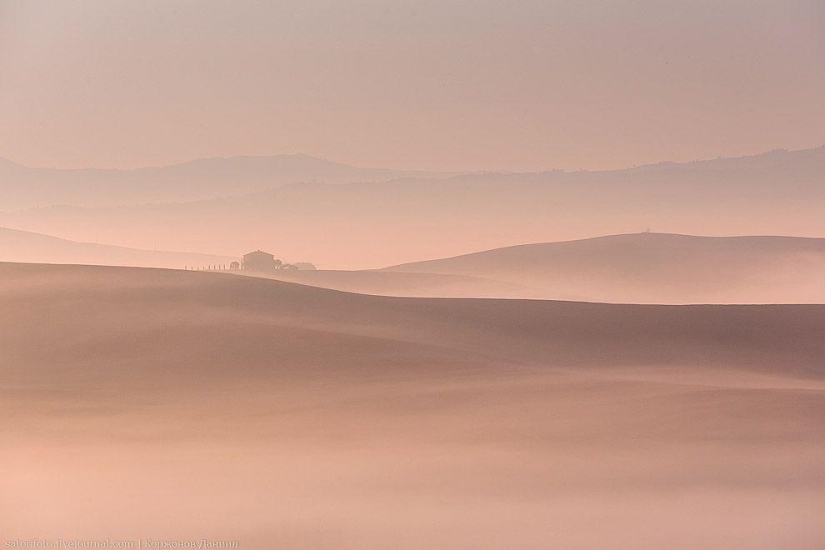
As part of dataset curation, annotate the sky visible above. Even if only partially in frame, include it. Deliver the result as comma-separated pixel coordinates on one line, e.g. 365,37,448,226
0,0,823,172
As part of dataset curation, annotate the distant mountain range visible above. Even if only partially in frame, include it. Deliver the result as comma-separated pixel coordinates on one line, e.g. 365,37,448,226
1,146,824,268
0,154,454,210
2,146,823,212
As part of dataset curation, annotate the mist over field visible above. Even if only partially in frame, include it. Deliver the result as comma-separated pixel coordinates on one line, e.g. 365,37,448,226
2,265,824,548
1,1,823,548
3,147,825,268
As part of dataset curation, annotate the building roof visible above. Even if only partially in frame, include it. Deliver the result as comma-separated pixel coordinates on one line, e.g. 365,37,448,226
243,250,274,260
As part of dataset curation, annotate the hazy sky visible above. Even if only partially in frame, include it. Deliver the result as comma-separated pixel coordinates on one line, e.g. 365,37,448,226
0,0,823,171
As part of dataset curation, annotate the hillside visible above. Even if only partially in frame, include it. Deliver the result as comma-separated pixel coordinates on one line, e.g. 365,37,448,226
1,264,823,548
384,233,825,303
0,227,234,269
241,268,546,299
5,227,824,304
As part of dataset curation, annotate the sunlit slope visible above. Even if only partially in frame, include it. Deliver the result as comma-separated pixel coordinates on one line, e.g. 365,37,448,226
0,227,234,269
386,233,825,303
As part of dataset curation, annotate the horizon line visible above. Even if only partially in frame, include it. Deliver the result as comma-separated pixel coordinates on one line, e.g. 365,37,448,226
2,144,823,176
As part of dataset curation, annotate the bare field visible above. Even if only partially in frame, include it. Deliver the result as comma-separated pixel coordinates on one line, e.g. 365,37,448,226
1,264,823,548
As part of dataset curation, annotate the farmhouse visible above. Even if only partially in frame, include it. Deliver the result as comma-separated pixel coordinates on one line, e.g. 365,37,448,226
242,250,277,272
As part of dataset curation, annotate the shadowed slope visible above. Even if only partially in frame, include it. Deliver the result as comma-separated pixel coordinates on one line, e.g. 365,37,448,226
1,264,823,549
2,263,823,377
237,268,546,299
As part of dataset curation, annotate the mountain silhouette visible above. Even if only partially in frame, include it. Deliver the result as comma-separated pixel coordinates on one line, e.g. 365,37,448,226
0,153,454,210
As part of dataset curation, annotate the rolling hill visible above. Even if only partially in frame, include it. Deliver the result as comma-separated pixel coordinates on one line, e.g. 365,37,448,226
239,268,546,299
0,226,234,269
384,233,825,303
1,264,823,548
4,227,824,304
